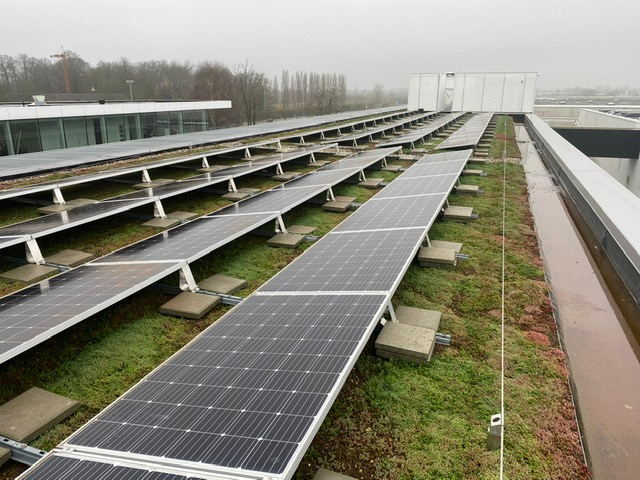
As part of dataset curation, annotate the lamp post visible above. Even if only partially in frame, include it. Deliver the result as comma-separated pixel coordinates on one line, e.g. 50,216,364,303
126,80,134,101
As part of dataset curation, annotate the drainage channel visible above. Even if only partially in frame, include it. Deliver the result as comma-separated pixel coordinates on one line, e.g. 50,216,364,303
517,125,640,480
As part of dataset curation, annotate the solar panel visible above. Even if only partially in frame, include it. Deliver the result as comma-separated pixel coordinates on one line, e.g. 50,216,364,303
435,112,494,150
101,213,275,263
19,455,206,480
0,262,180,363
260,228,426,293
333,194,447,232
376,112,467,148
376,174,460,198
0,199,149,238
63,294,387,476
329,112,433,145
318,146,401,171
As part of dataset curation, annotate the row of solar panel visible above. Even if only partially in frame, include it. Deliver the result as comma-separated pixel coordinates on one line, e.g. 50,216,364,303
19,150,472,480
435,112,495,150
376,111,468,148
0,107,409,180
327,111,436,146
0,148,400,364
0,144,336,251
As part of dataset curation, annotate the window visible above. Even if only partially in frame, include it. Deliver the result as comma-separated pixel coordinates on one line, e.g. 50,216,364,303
140,113,156,138
86,116,106,145
39,118,65,151
63,118,88,147
105,115,125,143
169,111,182,135
0,121,13,156
155,112,170,136
10,120,41,154
124,115,140,140
182,111,195,133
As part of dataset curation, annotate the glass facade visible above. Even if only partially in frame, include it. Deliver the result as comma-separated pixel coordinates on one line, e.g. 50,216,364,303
0,109,213,157
10,120,41,154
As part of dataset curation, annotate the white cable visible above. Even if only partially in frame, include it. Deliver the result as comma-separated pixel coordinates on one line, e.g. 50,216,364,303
499,117,507,480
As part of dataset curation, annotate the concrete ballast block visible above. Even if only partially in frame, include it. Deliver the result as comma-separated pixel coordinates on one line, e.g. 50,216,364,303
166,211,199,221
198,275,247,295
443,206,474,222
313,468,358,480
0,387,80,443
286,225,317,235
0,447,11,468
427,240,463,253
0,264,58,283
418,246,457,267
322,201,351,213
46,249,94,267
142,217,181,229
159,292,221,319
375,322,436,362
455,184,480,195
267,233,306,248
395,305,442,331
221,191,251,201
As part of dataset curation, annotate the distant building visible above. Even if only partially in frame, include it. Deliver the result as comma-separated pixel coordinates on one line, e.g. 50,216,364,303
0,99,231,157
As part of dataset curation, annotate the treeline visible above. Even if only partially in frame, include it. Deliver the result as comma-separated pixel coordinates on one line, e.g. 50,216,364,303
0,51,403,126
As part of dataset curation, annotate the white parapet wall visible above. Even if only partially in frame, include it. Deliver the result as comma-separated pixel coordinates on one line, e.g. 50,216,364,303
408,72,537,113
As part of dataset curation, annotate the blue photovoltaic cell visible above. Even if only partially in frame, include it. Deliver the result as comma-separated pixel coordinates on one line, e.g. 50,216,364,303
376,174,460,199
376,112,466,148
333,194,446,232
436,112,494,150
19,455,205,480
65,294,386,475
260,229,426,293
0,262,179,363
101,213,275,263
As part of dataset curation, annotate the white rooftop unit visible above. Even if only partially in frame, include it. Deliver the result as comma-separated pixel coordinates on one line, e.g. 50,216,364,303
408,72,538,113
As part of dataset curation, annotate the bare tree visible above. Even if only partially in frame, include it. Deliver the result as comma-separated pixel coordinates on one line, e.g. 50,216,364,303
192,61,240,126
372,84,384,107
233,60,266,125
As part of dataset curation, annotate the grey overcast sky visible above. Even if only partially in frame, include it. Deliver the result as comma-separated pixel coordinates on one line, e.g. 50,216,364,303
2,0,638,91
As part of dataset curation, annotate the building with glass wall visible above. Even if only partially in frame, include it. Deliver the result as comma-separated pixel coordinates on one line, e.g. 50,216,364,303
0,100,231,157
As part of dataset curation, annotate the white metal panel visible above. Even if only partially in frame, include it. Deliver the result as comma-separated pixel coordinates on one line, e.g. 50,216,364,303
407,74,422,110
501,73,526,112
521,72,537,113
480,73,506,111
459,73,485,112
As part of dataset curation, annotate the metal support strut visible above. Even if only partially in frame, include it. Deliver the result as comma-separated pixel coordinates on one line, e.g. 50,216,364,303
275,215,288,234
25,238,45,264
153,199,167,219
386,302,398,323
326,187,336,202
52,187,66,205
179,262,198,292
